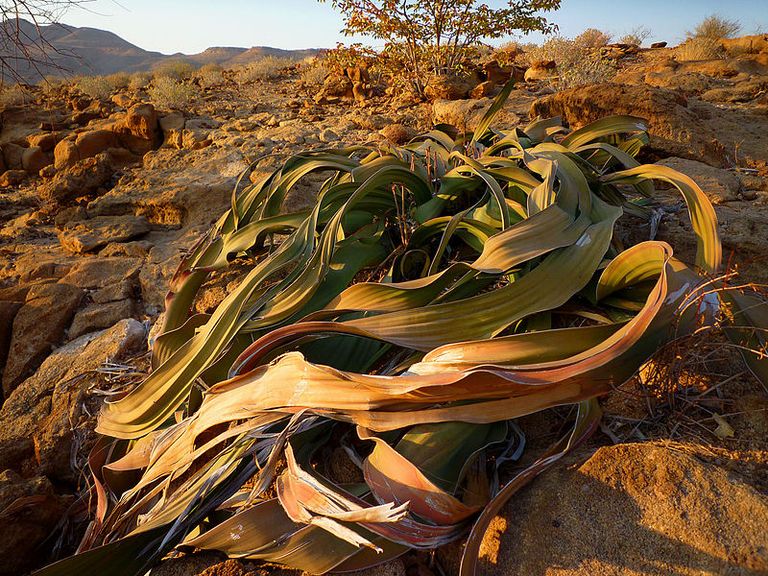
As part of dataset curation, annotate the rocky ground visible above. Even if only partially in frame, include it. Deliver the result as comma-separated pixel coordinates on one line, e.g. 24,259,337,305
0,36,767,576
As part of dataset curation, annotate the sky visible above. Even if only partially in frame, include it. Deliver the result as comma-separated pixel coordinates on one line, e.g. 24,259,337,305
60,0,768,55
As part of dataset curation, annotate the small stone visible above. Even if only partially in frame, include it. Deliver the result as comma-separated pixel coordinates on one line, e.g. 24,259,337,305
379,124,416,145
319,128,339,142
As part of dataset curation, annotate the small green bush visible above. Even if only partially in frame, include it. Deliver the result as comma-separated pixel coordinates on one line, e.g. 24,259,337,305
147,76,196,109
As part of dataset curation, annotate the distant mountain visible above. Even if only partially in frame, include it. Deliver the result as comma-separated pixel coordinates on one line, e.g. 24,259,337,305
0,18,321,82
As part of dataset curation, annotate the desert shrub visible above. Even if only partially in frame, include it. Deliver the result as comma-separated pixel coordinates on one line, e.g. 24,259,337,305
619,26,652,46
129,71,153,91
493,40,526,66
688,15,741,39
105,72,131,90
557,56,617,89
147,76,196,109
76,75,112,98
38,74,63,95
153,58,197,80
324,0,560,97
0,84,28,106
239,56,295,82
676,37,724,62
574,28,612,48
322,42,378,74
298,58,328,87
524,36,617,88
198,63,225,86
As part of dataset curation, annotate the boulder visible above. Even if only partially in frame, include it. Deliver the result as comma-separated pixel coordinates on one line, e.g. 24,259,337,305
0,319,145,481
319,128,339,143
159,110,186,132
433,98,520,132
484,60,513,85
474,443,768,575
379,123,416,145
51,137,78,169
470,80,498,99
1,142,24,170
26,132,63,152
56,214,150,254
53,129,119,169
651,41,668,49
0,472,72,576
59,256,143,290
424,74,477,101
111,93,134,108
314,73,354,104
38,152,114,205
655,157,741,203
0,169,26,187
110,103,161,154
524,60,557,82
0,300,23,393
2,282,84,397
721,34,768,56
67,299,135,339
21,145,51,175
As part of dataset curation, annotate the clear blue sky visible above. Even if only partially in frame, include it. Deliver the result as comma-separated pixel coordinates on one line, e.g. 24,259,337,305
62,0,768,54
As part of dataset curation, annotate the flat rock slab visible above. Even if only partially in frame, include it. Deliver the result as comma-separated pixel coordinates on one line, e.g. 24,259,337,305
68,299,135,339
1,283,84,398
57,214,150,254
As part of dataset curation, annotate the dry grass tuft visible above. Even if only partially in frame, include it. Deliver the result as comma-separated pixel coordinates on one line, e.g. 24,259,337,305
603,279,768,446
676,37,725,62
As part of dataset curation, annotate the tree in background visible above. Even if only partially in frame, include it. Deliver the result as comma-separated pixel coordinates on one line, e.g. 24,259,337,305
321,0,560,96
0,0,88,84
